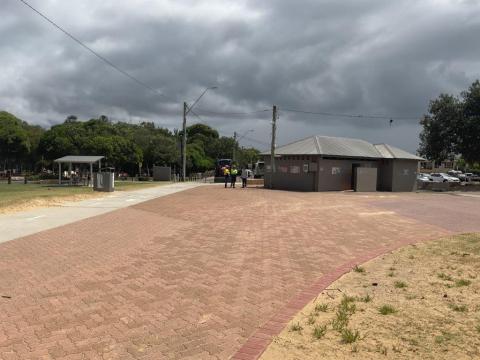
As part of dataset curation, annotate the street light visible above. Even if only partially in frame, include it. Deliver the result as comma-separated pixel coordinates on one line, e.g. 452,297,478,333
182,86,217,181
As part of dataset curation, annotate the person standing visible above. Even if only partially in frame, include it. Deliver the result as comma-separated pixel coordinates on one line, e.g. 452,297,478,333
230,166,238,188
241,168,249,188
223,166,230,188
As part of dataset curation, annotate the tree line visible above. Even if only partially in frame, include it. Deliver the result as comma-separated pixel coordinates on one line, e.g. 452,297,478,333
419,80,480,168
0,111,261,175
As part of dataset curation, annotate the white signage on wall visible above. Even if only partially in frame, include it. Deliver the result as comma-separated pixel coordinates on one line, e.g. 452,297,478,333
332,167,341,175
303,164,309,173
290,166,300,174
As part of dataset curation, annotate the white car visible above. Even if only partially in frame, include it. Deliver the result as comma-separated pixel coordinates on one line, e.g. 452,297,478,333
417,174,433,183
430,173,460,183
448,170,466,181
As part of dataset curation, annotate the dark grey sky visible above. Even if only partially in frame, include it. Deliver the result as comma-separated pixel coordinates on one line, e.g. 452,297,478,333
1,0,479,152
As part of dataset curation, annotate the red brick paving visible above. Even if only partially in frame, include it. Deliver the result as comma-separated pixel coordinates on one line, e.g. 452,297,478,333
368,192,480,233
0,187,463,359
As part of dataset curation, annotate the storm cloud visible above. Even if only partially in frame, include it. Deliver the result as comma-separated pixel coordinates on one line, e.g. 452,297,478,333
1,0,480,152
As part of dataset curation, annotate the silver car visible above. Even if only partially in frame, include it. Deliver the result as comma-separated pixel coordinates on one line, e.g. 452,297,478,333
430,173,460,183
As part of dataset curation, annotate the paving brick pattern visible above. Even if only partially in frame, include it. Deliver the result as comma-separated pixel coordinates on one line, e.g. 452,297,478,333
368,192,480,233
0,187,455,359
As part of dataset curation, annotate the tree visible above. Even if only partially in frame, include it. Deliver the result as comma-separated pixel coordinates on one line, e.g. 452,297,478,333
237,147,261,167
419,94,461,162
419,80,480,165
2,113,260,176
0,111,31,170
458,80,480,164
23,123,45,171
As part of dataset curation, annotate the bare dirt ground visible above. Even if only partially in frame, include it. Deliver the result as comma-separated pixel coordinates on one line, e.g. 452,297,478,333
0,181,167,214
0,193,103,214
260,233,480,360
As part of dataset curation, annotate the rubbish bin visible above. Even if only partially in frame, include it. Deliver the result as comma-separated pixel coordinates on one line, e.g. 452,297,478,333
93,167,115,192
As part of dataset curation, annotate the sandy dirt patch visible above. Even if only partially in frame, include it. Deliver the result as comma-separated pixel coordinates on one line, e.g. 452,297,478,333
260,233,480,360
0,193,103,214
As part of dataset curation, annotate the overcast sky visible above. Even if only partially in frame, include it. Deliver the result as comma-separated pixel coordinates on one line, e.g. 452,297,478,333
1,0,480,152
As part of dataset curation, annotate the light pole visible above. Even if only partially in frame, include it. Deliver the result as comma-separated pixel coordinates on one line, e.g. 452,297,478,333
182,86,217,181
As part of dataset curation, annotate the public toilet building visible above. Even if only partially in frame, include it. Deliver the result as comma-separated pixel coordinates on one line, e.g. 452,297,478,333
262,135,423,192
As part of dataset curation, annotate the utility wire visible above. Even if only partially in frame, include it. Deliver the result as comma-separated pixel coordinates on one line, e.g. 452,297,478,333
242,135,270,146
280,107,420,120
195,108,271,116
17,1,420,125
17,0,172,101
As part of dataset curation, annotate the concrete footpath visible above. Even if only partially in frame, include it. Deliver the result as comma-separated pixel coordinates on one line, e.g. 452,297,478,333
0,182,204,244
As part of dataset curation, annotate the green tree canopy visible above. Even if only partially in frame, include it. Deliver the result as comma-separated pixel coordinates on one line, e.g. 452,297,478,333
0,111,32,169
1,112,261,176
419,80,480,165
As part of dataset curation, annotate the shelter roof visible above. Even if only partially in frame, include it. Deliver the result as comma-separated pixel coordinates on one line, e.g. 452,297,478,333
54,155,104,164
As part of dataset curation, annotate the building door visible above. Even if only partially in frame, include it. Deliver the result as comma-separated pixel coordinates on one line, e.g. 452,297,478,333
351,164,361,190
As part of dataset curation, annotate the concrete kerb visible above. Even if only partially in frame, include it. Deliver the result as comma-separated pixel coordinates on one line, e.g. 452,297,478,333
231,232,452,360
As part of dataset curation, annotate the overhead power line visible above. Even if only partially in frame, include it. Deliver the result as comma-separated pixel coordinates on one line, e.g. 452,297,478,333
195,108,271,116
280,107,420,120
242,135,270,147
16,0,422,127
17,0,171,101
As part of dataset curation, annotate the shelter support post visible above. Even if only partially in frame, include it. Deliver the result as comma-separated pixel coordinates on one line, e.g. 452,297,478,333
58,163,61,185
69,162,72,185
90,163,93,187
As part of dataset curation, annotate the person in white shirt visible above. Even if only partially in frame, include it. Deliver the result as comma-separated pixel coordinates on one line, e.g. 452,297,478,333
241,168,249,188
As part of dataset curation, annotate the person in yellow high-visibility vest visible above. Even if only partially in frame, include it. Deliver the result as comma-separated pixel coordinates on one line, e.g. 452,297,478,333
230,166,238,188
223,166,230,188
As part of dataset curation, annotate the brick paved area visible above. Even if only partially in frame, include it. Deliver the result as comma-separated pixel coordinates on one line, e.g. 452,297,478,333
1,187,469,359
367,192,480,233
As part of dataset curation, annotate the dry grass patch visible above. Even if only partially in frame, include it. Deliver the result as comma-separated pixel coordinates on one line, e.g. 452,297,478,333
0,181,169,214
260,233,480,359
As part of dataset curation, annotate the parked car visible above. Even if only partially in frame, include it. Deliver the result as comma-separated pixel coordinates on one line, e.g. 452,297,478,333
417,174,433,183
253,161,265,178
466,172,480,182
447,170,467,181
430,173,460,183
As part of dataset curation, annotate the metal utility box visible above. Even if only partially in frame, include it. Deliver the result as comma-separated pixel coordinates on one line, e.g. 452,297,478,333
354,167,377,192
94,168,115,192
153,166,171,181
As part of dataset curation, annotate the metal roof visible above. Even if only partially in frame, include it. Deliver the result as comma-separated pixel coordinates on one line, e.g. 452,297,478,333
261,135,422,160
54,155,104,164
374,144,424,161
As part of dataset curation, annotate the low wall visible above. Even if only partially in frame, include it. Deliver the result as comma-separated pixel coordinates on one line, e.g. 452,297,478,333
418,182,480,192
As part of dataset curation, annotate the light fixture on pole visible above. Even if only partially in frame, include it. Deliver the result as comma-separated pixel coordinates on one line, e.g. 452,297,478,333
182,86,217,181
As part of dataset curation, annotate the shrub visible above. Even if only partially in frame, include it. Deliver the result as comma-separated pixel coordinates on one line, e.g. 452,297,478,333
312,324,327,339
379,304,396,315
341,328,360,344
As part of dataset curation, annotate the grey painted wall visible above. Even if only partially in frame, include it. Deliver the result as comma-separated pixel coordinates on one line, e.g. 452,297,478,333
264,157,316,191
263,155,419,192
355,167,378,192
316,158,377,191
391,160,418,192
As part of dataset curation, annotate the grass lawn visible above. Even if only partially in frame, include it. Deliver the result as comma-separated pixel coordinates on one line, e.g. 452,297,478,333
0,181,170,213
261,233,480,359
